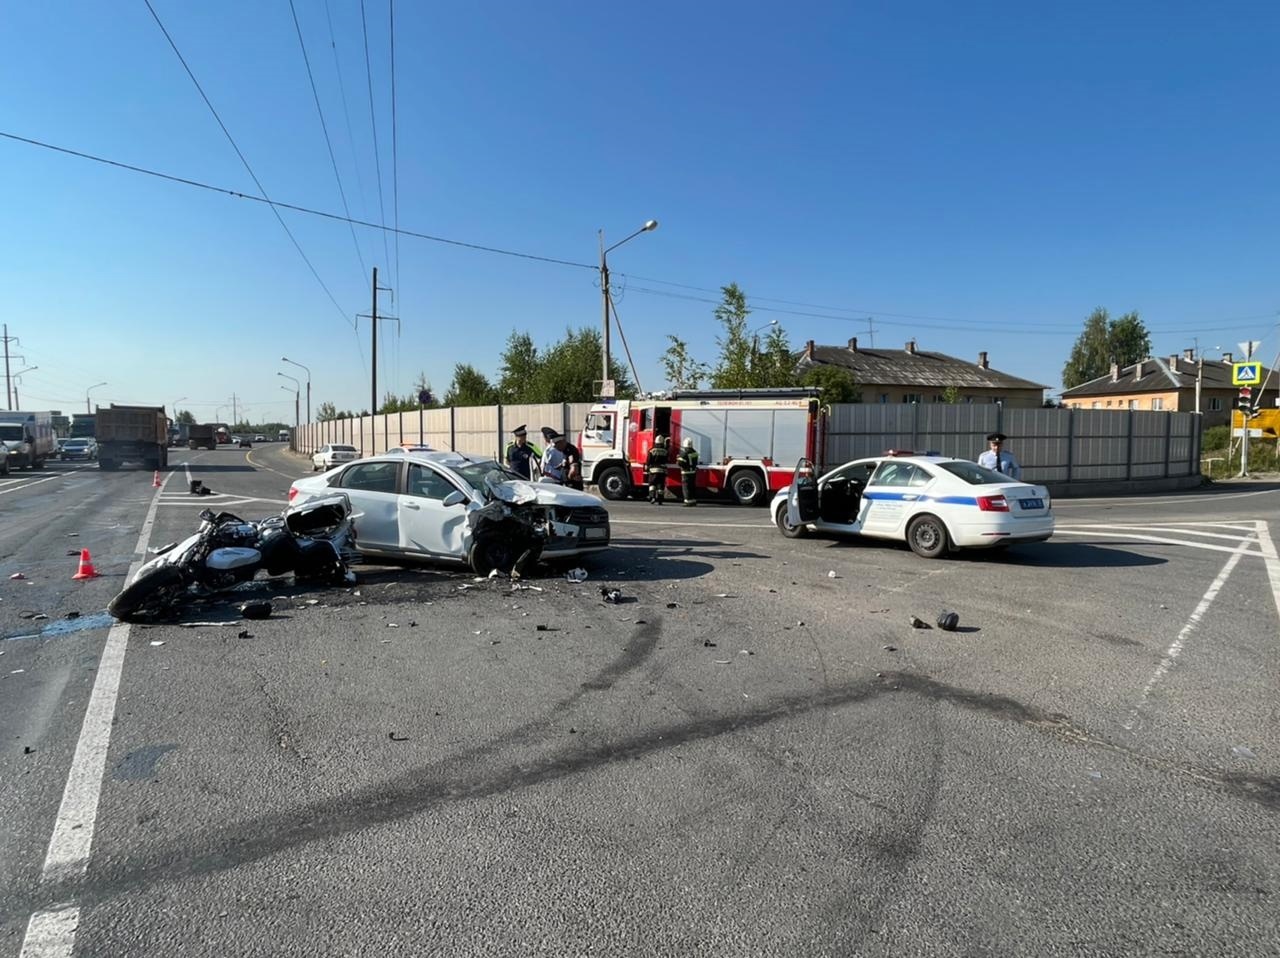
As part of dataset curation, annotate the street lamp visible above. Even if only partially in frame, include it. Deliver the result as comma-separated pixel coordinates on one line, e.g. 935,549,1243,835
278,373,301,428
86,381,107,414
11,367,37,408
751,319,779,353
599,219,658,388
171,396,187,415
281,357,311,424
280,385,299,428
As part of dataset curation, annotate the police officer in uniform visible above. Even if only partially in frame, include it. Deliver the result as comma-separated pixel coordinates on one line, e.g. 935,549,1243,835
977,432,1022,479
646,435,669,504
676,437,699,506
504,425,541,479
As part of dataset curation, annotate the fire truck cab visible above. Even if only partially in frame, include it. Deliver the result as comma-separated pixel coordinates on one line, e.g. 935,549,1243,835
579,388,824,505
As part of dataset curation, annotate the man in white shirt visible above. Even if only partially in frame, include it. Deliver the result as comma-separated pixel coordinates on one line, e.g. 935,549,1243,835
977,432,1022,480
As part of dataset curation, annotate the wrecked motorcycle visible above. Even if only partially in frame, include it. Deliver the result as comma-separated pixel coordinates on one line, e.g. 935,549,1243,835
108,493,358,621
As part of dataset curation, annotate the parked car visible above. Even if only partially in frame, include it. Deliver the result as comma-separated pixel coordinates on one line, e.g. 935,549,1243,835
312,444,360,471
774,452,1054,558
382,443,434,456
288,451,610,569
237,436,253,448
60,438,98,461
254,434,267,443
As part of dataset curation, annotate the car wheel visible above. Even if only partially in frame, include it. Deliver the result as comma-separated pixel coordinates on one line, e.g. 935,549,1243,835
775,505,807,539
906,514,950,559
596,466,629,501
729,470,764,506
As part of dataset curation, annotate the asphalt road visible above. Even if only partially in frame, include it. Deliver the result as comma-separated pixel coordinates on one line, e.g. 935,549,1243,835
2,446,1278,957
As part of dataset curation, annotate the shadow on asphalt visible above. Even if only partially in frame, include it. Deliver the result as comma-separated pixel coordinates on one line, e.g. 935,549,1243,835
968,542,1167,568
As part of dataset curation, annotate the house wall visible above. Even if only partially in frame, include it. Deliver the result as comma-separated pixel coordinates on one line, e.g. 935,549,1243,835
862,386,1044,407
1061,388,1246,428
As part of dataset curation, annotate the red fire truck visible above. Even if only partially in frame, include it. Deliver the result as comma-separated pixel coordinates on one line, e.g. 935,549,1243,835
578,388,825,505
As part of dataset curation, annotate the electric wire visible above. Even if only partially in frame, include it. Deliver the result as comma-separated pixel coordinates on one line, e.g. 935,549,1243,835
324,0,373,256
360,0,393,282
141,0,354,328
289,0,369,289
389,0,402,400
0,131,595,269
3,127,1271,343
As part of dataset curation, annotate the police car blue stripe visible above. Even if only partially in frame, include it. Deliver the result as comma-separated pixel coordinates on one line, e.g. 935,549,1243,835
863,491,979,506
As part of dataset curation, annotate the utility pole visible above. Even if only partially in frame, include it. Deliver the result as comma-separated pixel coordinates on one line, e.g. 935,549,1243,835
2,325,18,411
599,231,610,386
371,266,378,418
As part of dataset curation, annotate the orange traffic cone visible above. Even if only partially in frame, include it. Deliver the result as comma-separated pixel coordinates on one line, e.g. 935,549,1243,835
152,470,162,488
72,549,99,580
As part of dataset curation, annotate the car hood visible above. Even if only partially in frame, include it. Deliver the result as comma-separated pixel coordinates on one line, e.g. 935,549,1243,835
493,480,600,508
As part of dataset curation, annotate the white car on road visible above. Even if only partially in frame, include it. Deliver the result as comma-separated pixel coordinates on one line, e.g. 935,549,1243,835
289,451,610,570
774,452,1054,558
312,443,360,471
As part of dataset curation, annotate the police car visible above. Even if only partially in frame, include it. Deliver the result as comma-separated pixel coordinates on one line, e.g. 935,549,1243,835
772,452,1054,558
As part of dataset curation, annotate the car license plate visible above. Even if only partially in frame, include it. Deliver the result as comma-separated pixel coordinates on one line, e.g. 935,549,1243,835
1018,498,1043,510
583,527,608,540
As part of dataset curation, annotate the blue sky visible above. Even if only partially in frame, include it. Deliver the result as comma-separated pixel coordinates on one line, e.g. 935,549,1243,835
2,1,1277,422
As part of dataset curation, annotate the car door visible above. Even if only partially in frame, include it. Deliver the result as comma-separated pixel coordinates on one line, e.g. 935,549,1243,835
860,461,932,537
397,463,472,559
815,459,878,530
332,460,403,550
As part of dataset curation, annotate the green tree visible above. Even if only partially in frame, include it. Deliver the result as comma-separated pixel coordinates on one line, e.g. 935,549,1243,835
798,365,861,403
175,409,195,425
1107,311,1151,368
753,325,797,388
710,283,755,389
1062,308,1152,388
940,385,962,404
497,332,541,402
660,335,710,390
496,327,634,402
445,363,499,406
317,401,339,421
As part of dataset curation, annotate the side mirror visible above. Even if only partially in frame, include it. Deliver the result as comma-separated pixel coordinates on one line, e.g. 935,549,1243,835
442,490,467,507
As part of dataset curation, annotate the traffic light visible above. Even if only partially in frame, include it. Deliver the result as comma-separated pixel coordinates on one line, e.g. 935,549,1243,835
1238,387,1253,412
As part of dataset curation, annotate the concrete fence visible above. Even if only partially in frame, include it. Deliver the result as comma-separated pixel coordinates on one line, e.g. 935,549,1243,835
295,403,1202,490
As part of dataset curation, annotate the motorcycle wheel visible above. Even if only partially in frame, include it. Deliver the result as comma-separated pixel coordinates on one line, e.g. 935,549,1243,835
107,566,186,621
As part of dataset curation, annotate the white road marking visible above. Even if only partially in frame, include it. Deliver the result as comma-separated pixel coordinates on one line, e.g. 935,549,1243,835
1254,520,1280,623
0,474,67,496
19,473,172,957
1123,536,1254,732
1052,528,1263,557
1063,486,1280,507
609,518,773,529
1054,524,1263,542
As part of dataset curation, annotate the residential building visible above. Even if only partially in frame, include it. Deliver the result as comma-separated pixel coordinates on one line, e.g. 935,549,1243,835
1059,350,1274,428
794,338,1047,407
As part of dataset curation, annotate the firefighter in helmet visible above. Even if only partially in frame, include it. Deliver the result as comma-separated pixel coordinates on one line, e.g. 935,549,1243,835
676,436,699,506
646,435,669,504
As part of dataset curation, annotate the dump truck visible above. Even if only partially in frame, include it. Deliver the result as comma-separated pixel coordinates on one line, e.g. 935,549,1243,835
96,404,168,471
187,423,217,450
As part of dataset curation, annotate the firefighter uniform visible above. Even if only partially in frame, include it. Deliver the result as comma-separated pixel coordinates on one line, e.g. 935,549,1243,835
646,436,669,504
677,438,699,506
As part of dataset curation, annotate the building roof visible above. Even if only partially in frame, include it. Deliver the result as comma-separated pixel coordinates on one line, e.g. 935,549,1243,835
1061,354,1274,398
796,339,1047,391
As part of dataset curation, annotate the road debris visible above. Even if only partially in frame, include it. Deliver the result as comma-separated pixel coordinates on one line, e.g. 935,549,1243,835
240,601,272,620
883,645,898,652
387,622,399,628
601,587,623,603
10,573,27,580
828,570,838,578
566,568,588,583
909,616,931,629
703,639,717,647
237,630,253,639
149,640,165,647
936,611,960,631
1232,745,1258,760
388,732,409,742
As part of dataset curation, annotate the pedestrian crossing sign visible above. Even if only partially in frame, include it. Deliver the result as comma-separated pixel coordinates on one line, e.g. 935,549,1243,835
1233,362,1261,386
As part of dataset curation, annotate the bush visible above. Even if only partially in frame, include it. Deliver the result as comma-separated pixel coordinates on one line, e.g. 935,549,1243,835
1202,425,1229,451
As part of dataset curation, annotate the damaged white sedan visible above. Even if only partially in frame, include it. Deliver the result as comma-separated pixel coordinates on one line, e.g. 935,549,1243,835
288,451,610,573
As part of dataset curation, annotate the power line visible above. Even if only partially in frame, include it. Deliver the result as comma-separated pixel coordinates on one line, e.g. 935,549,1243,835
0,131,595,269
142,0,353,328
3,127,1273,342
390,0,401,301
360,0,393,279
324,0,372,270
288,0,368,288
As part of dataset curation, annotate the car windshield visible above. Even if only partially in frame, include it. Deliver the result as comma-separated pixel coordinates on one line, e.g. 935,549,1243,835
65,440,89,448
451,458,522,493
937,460,1012,485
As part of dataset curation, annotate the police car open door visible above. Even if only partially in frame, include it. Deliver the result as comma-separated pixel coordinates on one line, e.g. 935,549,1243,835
786,458,820,526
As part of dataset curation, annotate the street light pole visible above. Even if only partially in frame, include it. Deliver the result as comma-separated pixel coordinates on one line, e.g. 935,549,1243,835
10,366,37,408
86,381,107,415
599,220,658,390
280,385,299,427
281,356,311,424
278,373,301,428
